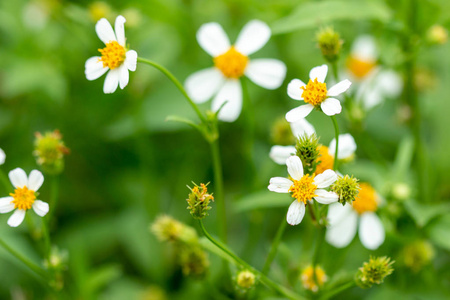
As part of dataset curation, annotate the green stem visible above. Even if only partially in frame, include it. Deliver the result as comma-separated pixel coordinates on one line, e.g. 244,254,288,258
199,220,305,300
241,77,256,190
311,226,325,289
209,140,227,243
330,61,339,82
318,281,355,300
47,175,60,221
262,218,287,275
137,57,206,123
0,237,48,279
41,219,51,260
330,116,339,171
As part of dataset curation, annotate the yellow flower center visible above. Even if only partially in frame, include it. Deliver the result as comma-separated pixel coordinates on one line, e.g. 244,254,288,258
301,78,328,106
213,46,248,79
301,265,327,292
98,41,126,70
289,175,317,204
352,183,377,214
347,56,375,79
315,145,334,175
10,186,36,210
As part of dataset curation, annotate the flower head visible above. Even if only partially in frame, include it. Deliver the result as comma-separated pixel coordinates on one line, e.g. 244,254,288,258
301,265,328,292
85,15,137,94
236,270,256,289
185,20,286,122
186,182,214,219
34,130,69,175
0,168,49,227
286,65,351,121
331,175,360,205
150,215,197,244
268,156,338,225
356,256,394,289
316,27,343,63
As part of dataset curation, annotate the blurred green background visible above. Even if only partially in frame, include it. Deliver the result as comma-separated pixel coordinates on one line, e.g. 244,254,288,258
0,0,449,299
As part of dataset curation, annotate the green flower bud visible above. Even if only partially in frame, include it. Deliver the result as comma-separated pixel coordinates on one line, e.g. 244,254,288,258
33,130,69,175
187,182,214,219
426,25,448,45
316,27,343,63
295,133,320,175
402,240,435,273
236,270,256,289
150,215,198,244
178,245,210,279
356,256,394,289
331,175,360,205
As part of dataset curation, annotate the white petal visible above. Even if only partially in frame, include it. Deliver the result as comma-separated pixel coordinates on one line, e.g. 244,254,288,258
32,200,49,217
359,212,385,250
185,68,224,104
245,59,286,89
328,79,352,96
0,197,14,213
9,168,28,188
85,57,109,81
7,209,26,227
326,203,358,248
329,134,357,160
314,189,339,204
118,65,129,89
290,118,315,138
269,146,296,165
124,50,137,72
309,64,328,82
286,200,305,225
27,170,44,191
0,148,5,165
285,104,314,122
320,98,342,116
212,80,242,122
352,35,377,62
314,170,337,188
95,18,116,44
103,69,120,94
235,20,271,55
286,155,303,181
287,79,306,100
196,22,230,57
114,15,126,46
268,177,293,193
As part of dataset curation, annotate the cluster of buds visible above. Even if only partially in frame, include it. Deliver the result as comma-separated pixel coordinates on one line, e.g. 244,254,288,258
355,256,394,289
331,175,360,205
186,182,214,220
316,27,343,63
295,133,320,175
33,130,69,175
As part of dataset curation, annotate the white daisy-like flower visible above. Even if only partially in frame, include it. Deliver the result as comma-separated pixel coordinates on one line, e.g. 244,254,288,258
347,35,402,110
185,20,287,122
286,65,352,122
326,183,385,250
85,15,138,94
268,156,338,225
0,148,5,165
0,168,49,227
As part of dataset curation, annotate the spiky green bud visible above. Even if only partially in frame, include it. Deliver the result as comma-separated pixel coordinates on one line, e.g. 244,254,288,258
356,256,394,289
33,130,69,175
187,182,214,219
295,133,320,175
316,27,343,63
331,175,360,205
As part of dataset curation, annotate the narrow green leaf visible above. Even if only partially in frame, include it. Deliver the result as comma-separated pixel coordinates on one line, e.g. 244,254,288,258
233,190,292,213
404,200,450,227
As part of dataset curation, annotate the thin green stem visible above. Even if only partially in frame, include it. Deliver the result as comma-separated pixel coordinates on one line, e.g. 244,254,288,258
199,220,305,300
137,57,206,123
330,61,339,82
318,281,355,300
0,237,49,279
241,77,256,190
209,140,227,243
311,226,325,289
41,219,51,260
262,218,287,275
47,175,60,221
330,116,339,171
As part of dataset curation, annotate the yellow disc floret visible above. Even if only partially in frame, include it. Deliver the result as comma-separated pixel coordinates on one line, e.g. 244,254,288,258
98,41,126,69
301,78,328,106
10,186,36,210
315,145,334,175
289,175,317,204
352,183,378,214
301,265,327,292
347,56,375,79
213,46,248,79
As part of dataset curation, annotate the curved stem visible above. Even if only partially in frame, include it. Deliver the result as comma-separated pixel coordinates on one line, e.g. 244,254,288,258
209,140,227,243
199,220,305,300
137,57,206,123
47,175,59,221
262,218,287,275
318,281,355,300
330,116,339,171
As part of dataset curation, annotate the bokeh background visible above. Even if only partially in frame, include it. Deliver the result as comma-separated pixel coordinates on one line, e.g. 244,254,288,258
0,0,449,299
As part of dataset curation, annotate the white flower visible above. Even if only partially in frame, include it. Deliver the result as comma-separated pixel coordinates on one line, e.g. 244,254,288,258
326,183,385,250
0,168,49,227
185,20,287,122
0,148,5,165
286,65,351,122
85,15,138,94
268,156,338,225
347,36,402,110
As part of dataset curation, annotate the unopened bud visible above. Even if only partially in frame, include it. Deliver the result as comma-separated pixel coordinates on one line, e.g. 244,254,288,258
356,256,394,288
331,175,360,205
427,25,448,45
316,27,343,63
300,265,327,292
236,270,256,289
33,130,69,175
295,133,320,175
187,183,214,219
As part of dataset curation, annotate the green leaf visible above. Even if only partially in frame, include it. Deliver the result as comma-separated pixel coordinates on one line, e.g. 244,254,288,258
271,0,392,34
233,190,292,213
426,214,450,250
404,200,450,227
392,135,414,180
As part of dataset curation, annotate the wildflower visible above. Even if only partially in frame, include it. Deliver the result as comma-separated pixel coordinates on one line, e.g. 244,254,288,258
300,265,327,292
268,156,338,225
355,256,394,288
347,36,402,110
236,270,256,289
316,27,343,63
331,175,360,205
286,65,351,122
34,130,69,175
326,183,385,249
0,168,48,227
85,15,137,94
0,148,5,165
185,20,287,122
186,183,214,219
